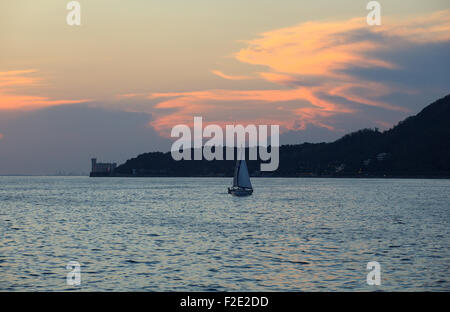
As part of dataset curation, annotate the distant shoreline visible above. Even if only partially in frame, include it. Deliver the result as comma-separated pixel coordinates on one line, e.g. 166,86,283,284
2,174,449,179
89,174,450,179
100,94,450,182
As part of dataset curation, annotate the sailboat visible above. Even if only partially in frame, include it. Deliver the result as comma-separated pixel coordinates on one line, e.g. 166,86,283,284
228,154,253,196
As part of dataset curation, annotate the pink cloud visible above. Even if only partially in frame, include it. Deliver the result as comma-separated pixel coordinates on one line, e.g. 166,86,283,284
0,70,91,110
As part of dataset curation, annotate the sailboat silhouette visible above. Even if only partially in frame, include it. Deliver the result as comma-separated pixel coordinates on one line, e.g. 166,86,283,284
228,147,253,196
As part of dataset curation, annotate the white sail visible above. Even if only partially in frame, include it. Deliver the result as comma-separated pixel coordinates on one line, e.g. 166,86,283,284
237,159,252,189
233,159,239,187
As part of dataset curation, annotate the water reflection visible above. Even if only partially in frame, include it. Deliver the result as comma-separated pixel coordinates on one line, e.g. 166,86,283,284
0,177,449,291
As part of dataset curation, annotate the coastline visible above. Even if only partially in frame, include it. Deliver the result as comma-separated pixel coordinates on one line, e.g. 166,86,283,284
89,173,450,179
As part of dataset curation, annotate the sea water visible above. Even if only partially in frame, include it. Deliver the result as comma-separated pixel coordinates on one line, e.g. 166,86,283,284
0,176,449,291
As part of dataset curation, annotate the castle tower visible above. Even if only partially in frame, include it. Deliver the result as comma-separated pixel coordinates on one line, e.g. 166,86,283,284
91,158,97,173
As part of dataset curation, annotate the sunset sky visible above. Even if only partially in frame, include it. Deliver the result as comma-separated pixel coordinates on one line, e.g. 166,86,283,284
0,0,449,174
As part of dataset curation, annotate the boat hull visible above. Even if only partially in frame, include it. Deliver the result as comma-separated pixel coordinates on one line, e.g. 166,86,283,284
228,187,253,196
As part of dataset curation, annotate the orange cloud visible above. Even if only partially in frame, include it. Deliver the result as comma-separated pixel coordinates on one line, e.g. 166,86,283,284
124,10,450,136
116,92,149,98
0,133,4,140
148,87,352,135
0,70,91,110
0,69,42,87
211,70,252,80
235,18,399,78
235,12,449,77
382,10,450,44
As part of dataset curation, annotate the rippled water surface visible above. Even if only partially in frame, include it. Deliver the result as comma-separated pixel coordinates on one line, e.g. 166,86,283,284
0,177,449,291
